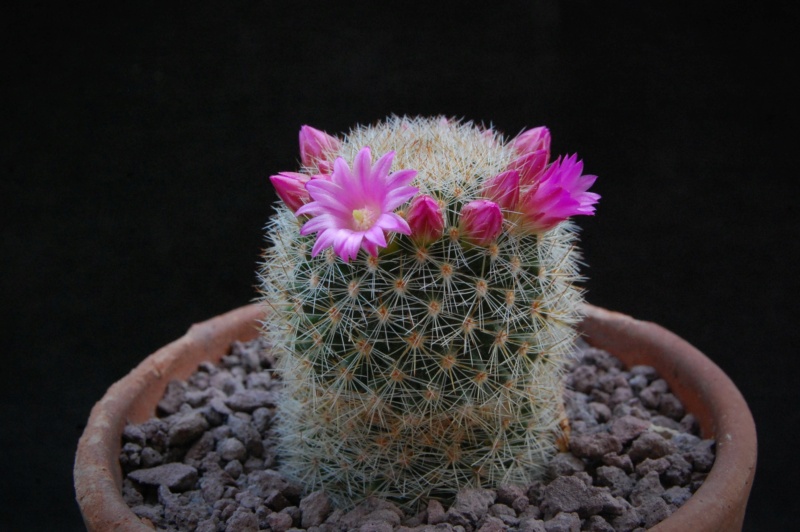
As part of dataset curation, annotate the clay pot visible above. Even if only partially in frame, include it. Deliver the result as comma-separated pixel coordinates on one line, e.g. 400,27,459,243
74,304,756,531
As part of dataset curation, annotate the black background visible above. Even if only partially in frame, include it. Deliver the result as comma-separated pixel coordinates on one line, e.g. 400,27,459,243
3,1,798,530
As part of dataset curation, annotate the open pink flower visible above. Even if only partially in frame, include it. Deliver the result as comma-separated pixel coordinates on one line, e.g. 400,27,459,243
459,200,503,246
406,194,444,245
299,125,341,173
296,147,418,262
516,154,599,233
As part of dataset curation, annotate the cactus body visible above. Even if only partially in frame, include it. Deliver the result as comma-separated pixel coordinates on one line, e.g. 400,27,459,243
259,117,588,508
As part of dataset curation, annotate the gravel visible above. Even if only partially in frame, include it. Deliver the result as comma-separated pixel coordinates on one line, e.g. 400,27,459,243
120,338,715,531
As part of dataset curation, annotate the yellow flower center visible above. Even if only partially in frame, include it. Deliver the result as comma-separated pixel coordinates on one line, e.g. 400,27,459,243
352,207,377,231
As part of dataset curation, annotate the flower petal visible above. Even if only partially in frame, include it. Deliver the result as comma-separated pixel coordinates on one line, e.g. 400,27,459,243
300,213,338,235
363,225,388,248
342,232,365,262
371,150,396,183
310,228,337,256
383,185,420,211
362,239,379,257
353,147,374,196
331,157,353,187
377,212,411,234
385,168,418,189
511,149,549,187
482,169,520,210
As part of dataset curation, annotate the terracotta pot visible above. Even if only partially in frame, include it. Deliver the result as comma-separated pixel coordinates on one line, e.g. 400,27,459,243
74,304,756,531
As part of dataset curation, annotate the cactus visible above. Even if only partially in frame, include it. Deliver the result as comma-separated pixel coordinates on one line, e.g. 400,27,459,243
259,116,599,509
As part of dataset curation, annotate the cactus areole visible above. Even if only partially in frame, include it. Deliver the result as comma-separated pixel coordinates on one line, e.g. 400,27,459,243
259,116,600,509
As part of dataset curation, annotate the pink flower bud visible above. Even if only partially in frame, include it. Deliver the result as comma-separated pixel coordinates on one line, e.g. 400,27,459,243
406,194,444,245
516,154,599,233
481,170,520,210
509,149,549,187
270,172,311,212
299,125,341,170
459,199,503,246
513,126,551,156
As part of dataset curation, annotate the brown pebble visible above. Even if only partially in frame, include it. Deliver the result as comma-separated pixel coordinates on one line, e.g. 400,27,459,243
128,463,198,492
167,411,210,446
300,490,332,528
628,432,676,463
569,432,622,459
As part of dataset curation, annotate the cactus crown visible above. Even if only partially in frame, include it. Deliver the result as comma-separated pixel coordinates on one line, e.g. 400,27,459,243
259,116,599,509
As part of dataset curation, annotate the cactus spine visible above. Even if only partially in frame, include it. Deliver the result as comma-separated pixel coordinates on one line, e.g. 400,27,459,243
259,116,593,509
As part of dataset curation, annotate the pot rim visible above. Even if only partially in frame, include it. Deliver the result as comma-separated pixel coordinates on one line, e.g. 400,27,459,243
74,303,756,531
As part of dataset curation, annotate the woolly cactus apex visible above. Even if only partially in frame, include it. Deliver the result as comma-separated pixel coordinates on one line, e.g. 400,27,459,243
259,116,599,510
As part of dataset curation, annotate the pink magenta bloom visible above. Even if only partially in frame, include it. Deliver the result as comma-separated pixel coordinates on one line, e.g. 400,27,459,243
509,149,549,187
459,199,503,246
299,125,341,173
406,194,445,245
270,172,311,212
296,147,419,262
481,169,520,210
513,126,551,157
517,154,600,233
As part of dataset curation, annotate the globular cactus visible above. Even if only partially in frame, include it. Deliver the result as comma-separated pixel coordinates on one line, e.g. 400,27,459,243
259,116,599,509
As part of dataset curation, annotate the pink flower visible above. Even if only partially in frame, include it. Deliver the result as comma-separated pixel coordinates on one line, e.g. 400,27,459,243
406,194,444,245
296,147,418,262
513,126,551,157
270,172,311,212
481,169,520,210
509,126,551,186
299,125,341,173
516,154,600,233
509,149,549,187
459,199,503,246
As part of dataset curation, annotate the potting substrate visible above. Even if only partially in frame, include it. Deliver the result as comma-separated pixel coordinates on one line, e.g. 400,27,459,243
118,337,715,532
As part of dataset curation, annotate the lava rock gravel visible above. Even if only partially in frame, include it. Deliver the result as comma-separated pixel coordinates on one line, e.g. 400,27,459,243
120,338,715,531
